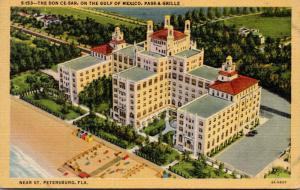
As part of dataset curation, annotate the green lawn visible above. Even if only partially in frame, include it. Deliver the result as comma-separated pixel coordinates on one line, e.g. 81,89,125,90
224,15,291,39
143,118,166,136
11,71,49,94
35,7,137,27
171,160,195,178
266,167,290,178
27,94,84,120
170,160,233,179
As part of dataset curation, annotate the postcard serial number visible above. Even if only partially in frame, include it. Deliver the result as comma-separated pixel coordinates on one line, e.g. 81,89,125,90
271,180,287,184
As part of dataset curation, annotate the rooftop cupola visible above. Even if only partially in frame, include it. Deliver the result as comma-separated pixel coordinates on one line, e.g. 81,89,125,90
218,56,238,82
164,15,171,28
112,26,124,42
110,26,126,49
147,20,153,36
223,56,236,72
184,20,191,36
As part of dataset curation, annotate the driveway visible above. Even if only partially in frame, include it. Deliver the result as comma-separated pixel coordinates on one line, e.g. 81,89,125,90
215,89,291,176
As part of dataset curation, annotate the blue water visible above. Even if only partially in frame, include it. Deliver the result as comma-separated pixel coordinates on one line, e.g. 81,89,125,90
10,145,53,178
98,8,206,23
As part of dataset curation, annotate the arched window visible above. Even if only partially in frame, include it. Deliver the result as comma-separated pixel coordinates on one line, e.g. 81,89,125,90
198,142,202,150
179,135,183,142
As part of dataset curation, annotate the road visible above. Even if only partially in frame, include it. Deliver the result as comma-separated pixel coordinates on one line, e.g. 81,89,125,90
194,12,263,27
74,7,147,26
11,24,91,54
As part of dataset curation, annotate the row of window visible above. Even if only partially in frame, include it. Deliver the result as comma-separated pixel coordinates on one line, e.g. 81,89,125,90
113,54,134,65
136,100,169,118
79,64,111,76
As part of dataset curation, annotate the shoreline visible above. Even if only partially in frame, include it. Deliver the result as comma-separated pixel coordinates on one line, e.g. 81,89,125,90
11,97,171,179
10,144,56,178
11,97,99,178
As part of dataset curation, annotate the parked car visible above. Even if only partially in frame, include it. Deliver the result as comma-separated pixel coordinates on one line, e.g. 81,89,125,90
246,130,258,137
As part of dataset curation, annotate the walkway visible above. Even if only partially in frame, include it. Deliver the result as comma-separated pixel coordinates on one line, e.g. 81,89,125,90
162,160,179,170
41,69,59,81
67,112,89,124
161,116,175,135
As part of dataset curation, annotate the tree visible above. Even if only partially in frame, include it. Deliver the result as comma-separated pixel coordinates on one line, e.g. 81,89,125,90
217,162,225,176
207,8,215,19
243,7,250,14
158,132,163,144
26,75,37,88
229,7,237,15
145,134,150,145
183,150,191,161
198,8,206,20
215,8,222,18
61,103,69,114
223,7,230,16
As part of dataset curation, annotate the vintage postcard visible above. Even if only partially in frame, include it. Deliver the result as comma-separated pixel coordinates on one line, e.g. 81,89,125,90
0,0,299,188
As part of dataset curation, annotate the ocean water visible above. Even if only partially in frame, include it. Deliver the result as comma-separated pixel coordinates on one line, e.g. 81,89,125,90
98,8,206,23
10,145,53,178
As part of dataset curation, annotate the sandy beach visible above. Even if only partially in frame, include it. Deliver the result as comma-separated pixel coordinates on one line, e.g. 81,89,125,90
11,97,169,178
11,97,98,177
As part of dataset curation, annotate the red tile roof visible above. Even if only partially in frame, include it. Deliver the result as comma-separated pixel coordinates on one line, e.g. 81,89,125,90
91,43,113,55
151,29,186,40
219,70,238,77
210,75,258,95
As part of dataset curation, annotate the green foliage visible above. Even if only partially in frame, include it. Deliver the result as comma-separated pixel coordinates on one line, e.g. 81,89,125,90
21,92,85,120
191,21,290,100
143,118,166,136
11,8,44,28
78,76,112,112
170,158,233,179
74,114,144,148
209,133,242,157
262,7,291,17
169,8,290,100
10,71,58,95
11,30,31,40
162,131,175,146
11,7,147,47
265,167,290,178
10,34,81,75
137,141,180,166
224,14,291,39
